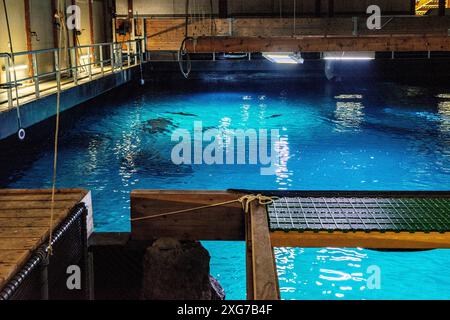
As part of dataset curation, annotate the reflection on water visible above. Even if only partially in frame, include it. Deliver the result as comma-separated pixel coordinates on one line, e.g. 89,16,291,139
276,247,369,300
274,135,292,190
3,80,450,300
438,101,450,135
334,102,365,132
241,104,250,123
334,94,363,100
276,246,450,300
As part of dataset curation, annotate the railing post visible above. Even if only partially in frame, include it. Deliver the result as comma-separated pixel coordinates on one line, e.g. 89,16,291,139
32,53,40,99
127,42,131,66
54,50,61,90
142,38,146,62
4,57,13,109
120,44,124,71
88,49,93,81
99,45,104,76
110,43,115,72
71,48,78,85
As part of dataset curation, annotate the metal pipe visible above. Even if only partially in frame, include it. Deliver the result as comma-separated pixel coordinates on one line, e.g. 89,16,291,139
1,39,142,106
71,48,78,85
32,53,40,99
100,45,104,76
4,57,13,108
2,0,22,130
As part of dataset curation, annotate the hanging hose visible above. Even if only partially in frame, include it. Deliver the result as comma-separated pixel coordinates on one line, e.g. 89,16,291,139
2,0,25,141
47,3,67,257
178,37,193,79
136,11,145,86
139,40,145,85
179,0,192,79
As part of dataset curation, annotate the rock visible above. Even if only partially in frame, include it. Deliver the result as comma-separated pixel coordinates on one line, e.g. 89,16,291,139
210,276,226,300
142,240,225,300
142,118,177,134
152,238,181,251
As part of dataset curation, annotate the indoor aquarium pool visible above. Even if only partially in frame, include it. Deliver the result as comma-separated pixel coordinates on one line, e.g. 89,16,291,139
1,78,450,300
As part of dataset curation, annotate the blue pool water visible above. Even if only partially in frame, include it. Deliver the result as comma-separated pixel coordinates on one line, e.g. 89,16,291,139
1,79,449,300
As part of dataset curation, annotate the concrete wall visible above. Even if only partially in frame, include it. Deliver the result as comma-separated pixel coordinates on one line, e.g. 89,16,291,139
0,0,113,84
0,1,28,83
30,0,55,74
115,0,412,16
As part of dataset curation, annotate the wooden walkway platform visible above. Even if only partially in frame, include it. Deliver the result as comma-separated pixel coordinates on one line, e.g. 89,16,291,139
267,192,450,249
0,189,89,292
130,190,450,300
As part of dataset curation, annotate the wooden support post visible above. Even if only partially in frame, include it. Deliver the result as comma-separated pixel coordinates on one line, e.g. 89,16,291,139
72,0,77,46
127,0,133,19
246,202,280,301
51,0,58,49
88,0,95,56
24,0,33,79
328,0,334,18
245,202,254,300
315,0,322,17
439,0,446,16
410,0,416,15
219,0,228,18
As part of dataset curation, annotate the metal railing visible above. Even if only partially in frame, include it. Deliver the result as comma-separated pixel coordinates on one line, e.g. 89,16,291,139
0,39,145,109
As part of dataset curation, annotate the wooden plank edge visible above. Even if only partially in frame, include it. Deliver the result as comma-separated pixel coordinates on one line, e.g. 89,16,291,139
271,231,450,249
249,202,280,300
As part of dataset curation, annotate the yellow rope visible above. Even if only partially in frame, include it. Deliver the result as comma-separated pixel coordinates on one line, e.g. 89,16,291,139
131,194,278,222
47,8,65,256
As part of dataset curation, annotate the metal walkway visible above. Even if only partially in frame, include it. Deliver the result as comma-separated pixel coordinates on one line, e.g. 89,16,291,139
267,193,450,233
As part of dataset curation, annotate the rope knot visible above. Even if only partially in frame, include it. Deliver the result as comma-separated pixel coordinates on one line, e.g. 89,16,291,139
46,244,54,257
238,194,278,213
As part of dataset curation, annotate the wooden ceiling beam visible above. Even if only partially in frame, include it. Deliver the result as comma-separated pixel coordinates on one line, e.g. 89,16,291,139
186,35,450,52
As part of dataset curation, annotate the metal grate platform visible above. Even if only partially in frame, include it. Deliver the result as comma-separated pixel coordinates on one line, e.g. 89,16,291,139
268,197,450,233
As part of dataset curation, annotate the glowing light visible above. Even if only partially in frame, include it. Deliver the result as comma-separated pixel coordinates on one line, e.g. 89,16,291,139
263,52,304,64
323,52,375,61
334,94,363,100
2,64,28,71
334,102,365,132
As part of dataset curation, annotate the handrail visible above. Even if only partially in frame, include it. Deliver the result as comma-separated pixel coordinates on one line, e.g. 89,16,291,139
0,39,145,109
10,38,144,57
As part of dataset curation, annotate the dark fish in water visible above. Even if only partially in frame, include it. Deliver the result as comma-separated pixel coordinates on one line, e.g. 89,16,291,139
266,114,283,119
121,151,193,177
142,118,178,134
166,112,198,117
202,126,217,131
